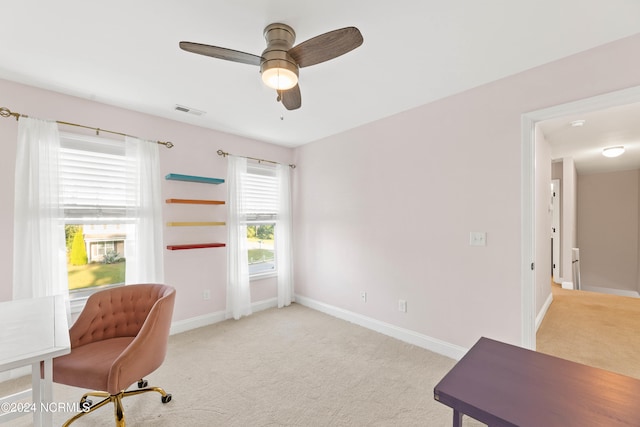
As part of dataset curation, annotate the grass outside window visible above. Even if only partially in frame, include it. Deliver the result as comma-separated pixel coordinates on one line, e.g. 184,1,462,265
67,261,125,291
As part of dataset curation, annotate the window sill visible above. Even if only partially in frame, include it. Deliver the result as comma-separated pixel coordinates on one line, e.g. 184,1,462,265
250,272,277,282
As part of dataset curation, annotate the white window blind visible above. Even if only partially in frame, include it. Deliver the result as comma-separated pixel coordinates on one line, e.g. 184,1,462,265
243,163,278,221
59,133,133,223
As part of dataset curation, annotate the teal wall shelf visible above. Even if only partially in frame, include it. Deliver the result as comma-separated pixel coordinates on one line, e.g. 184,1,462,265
165,173,225,185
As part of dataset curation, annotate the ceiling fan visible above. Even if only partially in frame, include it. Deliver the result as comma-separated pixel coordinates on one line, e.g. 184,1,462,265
179,23,363,110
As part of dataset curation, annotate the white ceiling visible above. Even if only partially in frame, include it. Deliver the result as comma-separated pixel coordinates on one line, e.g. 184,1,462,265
539,103,640,175
1,1,639,149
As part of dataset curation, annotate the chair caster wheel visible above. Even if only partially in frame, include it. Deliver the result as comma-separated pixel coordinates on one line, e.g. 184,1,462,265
138,380,148,388
161,394,172,404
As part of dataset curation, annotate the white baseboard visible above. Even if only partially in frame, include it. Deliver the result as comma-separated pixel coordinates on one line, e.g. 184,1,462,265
251,297,279,313
581,285,640,298
294,295,468,360
169,310,226,335
0,366,31,384
561,281,574,290
536,293,554,331
169,297,278,335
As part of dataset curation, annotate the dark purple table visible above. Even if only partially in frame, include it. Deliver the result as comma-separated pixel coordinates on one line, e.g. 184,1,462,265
434,337,640,426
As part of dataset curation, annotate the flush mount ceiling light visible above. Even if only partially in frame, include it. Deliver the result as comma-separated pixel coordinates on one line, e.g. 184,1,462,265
602,146,625,158
570,119,586,127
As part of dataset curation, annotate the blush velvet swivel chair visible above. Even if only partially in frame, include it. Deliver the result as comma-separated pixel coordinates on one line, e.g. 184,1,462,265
51,283,176,427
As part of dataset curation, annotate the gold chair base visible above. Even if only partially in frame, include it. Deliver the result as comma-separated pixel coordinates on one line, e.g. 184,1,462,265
62,381,171,427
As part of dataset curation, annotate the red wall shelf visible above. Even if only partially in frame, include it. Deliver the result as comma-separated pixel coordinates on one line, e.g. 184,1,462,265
166,243,226,251
165,199,225,205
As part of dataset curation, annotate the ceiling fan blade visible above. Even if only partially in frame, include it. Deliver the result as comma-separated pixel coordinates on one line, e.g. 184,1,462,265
281,84,301,111
289,27,363,68
179,41,262,66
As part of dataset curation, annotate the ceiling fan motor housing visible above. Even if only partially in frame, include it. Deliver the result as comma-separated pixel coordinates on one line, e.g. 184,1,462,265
260,23,299,88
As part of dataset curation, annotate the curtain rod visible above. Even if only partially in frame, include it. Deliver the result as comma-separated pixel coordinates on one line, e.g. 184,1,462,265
217,149,296,169
0,106,174,148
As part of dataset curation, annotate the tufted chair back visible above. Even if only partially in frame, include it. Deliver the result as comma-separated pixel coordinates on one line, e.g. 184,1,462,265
71,284,174,347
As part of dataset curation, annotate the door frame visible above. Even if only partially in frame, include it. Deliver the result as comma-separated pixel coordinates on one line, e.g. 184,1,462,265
521,84,640,350
551,179,560,282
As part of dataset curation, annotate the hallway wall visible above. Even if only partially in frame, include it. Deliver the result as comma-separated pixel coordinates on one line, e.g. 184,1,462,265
578,169,640,293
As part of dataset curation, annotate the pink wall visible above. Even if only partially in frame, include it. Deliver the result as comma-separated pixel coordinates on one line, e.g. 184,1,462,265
0,78,293,322
293,33,640,349
578,170,640,292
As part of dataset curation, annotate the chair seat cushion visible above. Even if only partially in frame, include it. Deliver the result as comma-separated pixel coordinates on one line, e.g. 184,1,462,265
53,337,134,393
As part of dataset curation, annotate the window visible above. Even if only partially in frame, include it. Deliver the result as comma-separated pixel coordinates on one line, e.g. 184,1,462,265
60,133,129,294
13,118,163,303
244,163,279,278
226,154,293,317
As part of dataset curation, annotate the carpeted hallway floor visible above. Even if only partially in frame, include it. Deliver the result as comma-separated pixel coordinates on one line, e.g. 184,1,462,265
537,284,640,379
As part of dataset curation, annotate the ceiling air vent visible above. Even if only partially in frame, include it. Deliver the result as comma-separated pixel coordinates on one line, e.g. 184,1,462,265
174,104,206,116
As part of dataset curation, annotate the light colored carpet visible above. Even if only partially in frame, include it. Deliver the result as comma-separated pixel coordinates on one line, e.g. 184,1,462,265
537,284,640,379
1,304,484,426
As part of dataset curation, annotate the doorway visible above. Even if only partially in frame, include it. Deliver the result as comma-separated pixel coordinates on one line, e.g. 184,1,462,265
521,84,640,350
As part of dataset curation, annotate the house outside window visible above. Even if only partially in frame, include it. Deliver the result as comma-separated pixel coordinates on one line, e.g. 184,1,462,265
84,224,125,263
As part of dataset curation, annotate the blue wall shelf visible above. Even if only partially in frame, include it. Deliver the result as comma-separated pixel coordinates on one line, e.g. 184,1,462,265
165,173,225,185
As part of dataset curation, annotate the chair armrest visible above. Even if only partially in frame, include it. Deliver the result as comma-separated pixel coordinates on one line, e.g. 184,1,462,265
68,296,103,348
107,288,176,392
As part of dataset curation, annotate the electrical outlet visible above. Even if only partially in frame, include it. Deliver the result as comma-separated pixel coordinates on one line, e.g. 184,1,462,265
469,231,487,246
398,299,407,313
203,290,211,300
360,291,367,303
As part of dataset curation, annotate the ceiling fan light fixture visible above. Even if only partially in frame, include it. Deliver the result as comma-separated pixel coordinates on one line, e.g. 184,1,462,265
180,22,362,111
261,59,298,90
602,146,625,158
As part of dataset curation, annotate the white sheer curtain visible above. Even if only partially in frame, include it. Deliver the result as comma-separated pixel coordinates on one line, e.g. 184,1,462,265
124,136,165,284
13,117,69,301
276,164,294,307
226,155,252,319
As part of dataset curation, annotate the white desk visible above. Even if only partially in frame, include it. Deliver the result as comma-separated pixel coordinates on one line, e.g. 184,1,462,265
0,295,70,427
